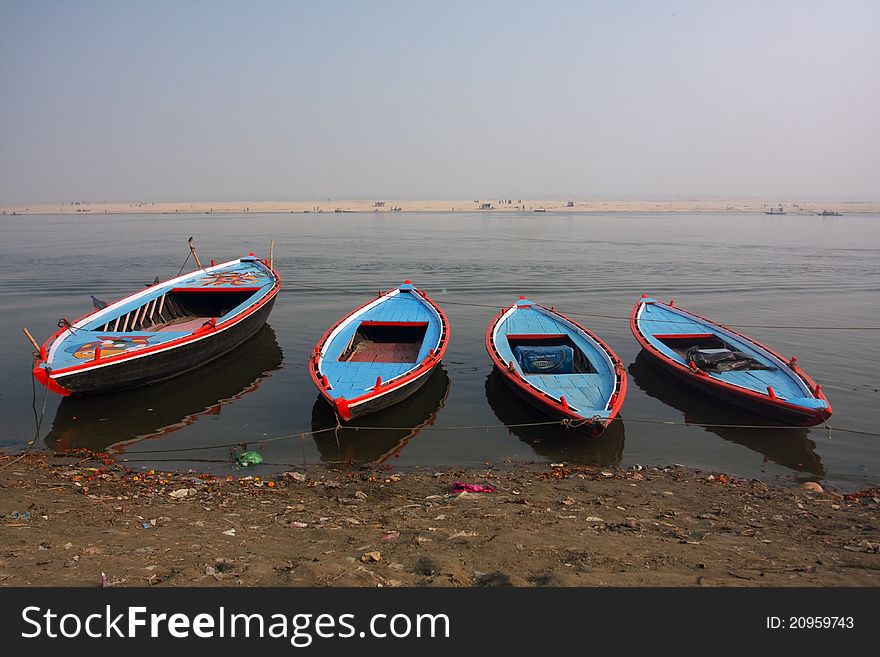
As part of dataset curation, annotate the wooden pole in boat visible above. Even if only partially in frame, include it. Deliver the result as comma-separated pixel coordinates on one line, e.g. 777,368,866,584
22,327,40,356
268,239,275,270
188,236,205,271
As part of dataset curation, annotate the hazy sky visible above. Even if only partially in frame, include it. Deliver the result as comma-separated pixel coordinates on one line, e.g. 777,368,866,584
2,1,878,203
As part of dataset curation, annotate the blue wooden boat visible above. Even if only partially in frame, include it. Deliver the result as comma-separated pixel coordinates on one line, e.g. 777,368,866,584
33,256,281,396
630,296,832,426
309,281,450,420
486,297,626,436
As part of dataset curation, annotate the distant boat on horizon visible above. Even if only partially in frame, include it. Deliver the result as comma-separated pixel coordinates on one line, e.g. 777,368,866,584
816,210,842,216
765,204,786,215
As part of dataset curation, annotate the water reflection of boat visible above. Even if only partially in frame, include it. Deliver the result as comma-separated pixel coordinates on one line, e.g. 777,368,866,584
310,366,450,466
484,370,625,466
628,351,825,478
44,325,283,452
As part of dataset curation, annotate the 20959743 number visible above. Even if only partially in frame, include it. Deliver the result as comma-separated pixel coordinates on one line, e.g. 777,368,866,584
766,616,854,629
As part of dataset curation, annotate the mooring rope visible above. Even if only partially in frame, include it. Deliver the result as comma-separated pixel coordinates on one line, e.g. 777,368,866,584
175,246,193,277
111,415,880,458
119,419,568,455
0,366,49,471
19,276,877,464
281,280,880,330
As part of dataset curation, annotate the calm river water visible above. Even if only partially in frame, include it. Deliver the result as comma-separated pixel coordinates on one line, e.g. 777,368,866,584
1,211,876,489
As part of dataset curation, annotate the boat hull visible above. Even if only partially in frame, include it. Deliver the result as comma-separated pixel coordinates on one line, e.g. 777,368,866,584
485,301,625,437
44,296,276,396
630,299,831,427
334,363,438,421
310,283,450,421
636,346,828,426
494,365,609,437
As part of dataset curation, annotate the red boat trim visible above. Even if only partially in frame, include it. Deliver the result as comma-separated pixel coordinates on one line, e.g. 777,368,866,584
32,365,72,396
39,262,281,382
37,306,104,362
340,364,437,420
358,321,429,328
629,298,832,422
168,286,262,293
485,303,626,425
504,333,568,340
308,285,450,415
335,398,352,420
652,333,716,339
656,302,829,403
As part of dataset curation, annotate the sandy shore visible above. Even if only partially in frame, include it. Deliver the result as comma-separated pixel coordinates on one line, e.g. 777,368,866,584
1,452,877,587
2,199,877,216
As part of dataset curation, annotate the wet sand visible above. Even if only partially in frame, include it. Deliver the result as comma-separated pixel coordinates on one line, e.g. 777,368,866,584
2,199,876,216
1,452,877,587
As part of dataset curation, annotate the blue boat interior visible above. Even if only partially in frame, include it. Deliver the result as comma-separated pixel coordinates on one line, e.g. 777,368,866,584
46,258,275,370
494,301,615,417
637,299,827,410
320,286,441,401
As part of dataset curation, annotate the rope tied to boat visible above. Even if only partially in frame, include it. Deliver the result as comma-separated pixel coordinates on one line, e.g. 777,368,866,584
176,240,194,277
57,317,79,334
0,366,50,471
560,417,598,430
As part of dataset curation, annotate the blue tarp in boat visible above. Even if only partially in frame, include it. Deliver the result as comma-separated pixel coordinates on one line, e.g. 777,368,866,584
513,345,574,374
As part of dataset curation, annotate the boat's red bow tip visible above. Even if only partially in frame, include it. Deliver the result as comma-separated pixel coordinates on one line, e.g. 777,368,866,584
334,397,353,421
32,365,72,396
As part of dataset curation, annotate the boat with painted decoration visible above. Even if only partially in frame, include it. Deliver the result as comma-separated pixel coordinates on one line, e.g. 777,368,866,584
32,255,281,396
630,295,832,426
485,297,626,436
309,281,449,420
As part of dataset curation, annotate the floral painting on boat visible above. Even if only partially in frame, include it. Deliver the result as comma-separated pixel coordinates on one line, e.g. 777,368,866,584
197,272,259,287
67,336,152,360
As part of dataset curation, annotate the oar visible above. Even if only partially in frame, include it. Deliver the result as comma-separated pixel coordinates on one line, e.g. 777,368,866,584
268,239,275,270
22,327,41,358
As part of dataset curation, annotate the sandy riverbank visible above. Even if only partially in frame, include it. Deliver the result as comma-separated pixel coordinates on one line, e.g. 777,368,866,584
2,199,878,216
1,452,877,587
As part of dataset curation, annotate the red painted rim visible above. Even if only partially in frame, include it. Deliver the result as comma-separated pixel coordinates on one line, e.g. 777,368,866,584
629,297,832,423
485,302,627,425
36,260,281,387
309,284,450,419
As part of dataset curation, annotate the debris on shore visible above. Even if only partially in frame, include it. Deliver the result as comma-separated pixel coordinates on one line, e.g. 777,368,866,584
0,451,877,587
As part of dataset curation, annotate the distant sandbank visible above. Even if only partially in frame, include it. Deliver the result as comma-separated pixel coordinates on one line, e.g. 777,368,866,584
2,199,878,216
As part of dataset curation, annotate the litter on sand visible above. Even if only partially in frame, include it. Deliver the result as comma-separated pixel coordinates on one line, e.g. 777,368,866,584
236,451,264,467
450,482,495,493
